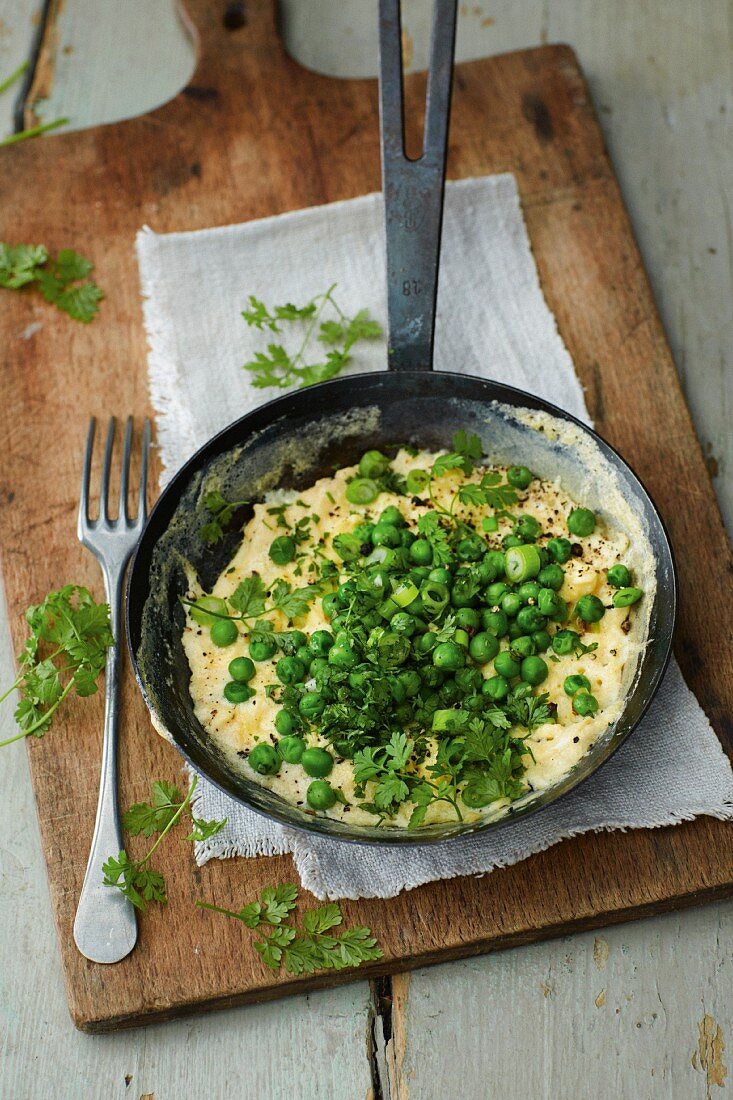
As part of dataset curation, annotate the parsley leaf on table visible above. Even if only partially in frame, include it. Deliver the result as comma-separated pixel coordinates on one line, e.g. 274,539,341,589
197,885,383,976
0,585,113,749
0,243,103,322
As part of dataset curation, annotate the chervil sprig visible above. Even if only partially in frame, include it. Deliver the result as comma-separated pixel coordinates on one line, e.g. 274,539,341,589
197,884,383,975
242,284,382,389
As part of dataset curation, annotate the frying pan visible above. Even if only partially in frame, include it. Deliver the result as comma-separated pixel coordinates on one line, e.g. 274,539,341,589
127,0,676,844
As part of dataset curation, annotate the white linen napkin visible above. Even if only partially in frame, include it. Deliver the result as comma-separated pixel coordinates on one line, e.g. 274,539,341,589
136,175,733,900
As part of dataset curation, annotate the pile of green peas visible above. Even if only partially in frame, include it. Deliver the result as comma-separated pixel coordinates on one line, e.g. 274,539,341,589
191,449,645,814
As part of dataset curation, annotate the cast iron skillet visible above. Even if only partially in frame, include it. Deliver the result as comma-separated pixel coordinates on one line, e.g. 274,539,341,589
127,0,676,844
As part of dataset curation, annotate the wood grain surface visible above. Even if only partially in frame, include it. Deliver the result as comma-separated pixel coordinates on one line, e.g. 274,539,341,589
0,0,731,1033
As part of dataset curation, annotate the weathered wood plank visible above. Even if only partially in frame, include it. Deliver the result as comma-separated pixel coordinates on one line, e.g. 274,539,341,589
392,903,733,1099
23,0,194,132
0,0,38,137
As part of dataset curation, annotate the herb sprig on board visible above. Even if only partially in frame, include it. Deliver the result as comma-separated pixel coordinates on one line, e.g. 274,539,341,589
197,884,383,975
0,243,103,322
241,283,382,389
0,585,113,748
102,776,227,911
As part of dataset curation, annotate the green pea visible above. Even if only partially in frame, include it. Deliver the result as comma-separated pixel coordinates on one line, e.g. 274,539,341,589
275,709,299,736
613,587,643,608
421,665,445,688
345,477,379,506
301,747,333,777
517,581,541,603
398,669,422,697
359,449,390,479
521,655,548,685
501,591,522,618
455,607,481,630
549,597,569,622
486,550,506,578
332,532,362,561
481,608,509,637
576,594,605,622
507,619,524,641
429,567,451,584
546,537,572,564
469,632,500,664
334,739,355,759
552,629,581,656
320,592,338,620
450,579,480,609
269,535,296,564
475,555,498,585
391,612,416,636
509,681,533,701
224,680,255,704
439,678,462,705
306,779,337,810
567,508,596,537
228,656,255,683
379,505,405,527
507,465,533,489
248,743,279,775
486,581,510,605
433,641,466,671
372,524,401,548
455,667,482,693
494,650,520,679
353,521,374,543
537,588,563,617
537,563,565,591
309,630,334,656
295,646,313,667
277,735,305,764
573,691,599,716
415,632,437,655
330,612,351,633
482,674,510,701
607,564,632,588
406,468,430,494
504,544,541,583
516,605,547,633
409,538,433,565
532,629,552,652
510,635,536,659
456,536,485,562
249,636,277,661
189,595,228,627
309,656,329,679
564,673,591,696
503,535,524,549
514,514,541,542
299,692,326,719
276,656,306,685
328,642,357,669
210,618,239,647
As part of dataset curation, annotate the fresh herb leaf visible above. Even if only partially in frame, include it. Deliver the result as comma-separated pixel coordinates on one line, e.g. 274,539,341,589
103,775,226,911
0,243,103,321
0,586,113,749
242,284,382,390
197,885,383,976
228,575,268,618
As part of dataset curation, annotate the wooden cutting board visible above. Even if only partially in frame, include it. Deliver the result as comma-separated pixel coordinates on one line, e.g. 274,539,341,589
0,0,731,1033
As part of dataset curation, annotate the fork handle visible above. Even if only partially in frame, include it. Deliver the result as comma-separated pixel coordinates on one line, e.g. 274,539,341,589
73,564,138,963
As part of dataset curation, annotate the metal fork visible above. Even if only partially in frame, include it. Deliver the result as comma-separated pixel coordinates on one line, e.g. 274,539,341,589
73,416,150,963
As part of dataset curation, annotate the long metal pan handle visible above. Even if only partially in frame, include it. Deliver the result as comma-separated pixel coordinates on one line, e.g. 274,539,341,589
379,0,457,371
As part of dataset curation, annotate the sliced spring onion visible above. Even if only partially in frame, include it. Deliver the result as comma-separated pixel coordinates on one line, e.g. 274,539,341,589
504,543,541,582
